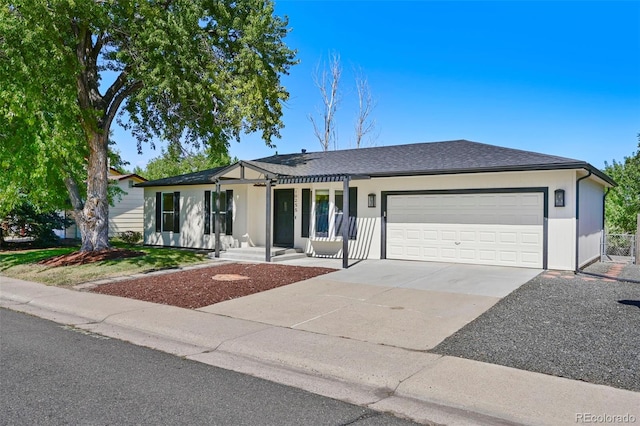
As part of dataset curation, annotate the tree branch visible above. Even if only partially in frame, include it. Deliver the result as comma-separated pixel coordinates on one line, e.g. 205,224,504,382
103,69,129,106
91,33,110,60
103,80,143,132
63,175,84,213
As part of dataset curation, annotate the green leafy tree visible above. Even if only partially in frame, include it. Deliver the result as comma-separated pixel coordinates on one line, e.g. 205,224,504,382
604,135,640,233
1,197,71,247
134,145,234,181
0,0,296,252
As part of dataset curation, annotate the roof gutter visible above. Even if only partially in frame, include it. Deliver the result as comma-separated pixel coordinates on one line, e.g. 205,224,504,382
366,162,616,186
575,170,592,273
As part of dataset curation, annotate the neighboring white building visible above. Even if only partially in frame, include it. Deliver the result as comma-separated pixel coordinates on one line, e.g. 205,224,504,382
137,140,615,271
58,168,147,239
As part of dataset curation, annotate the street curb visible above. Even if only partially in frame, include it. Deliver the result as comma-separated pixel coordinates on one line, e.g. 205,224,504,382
2,277,639,426
1,292,510,425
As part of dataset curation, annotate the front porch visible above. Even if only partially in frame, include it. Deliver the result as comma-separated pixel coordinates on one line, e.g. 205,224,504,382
210,161,366,269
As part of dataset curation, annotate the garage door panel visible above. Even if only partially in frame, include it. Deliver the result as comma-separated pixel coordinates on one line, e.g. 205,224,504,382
441,231,457,241
521,194,542,206
479,250,497,261
423,230,438,240
386,192,544,268
441,248,457,258
499,232,518,244
500,251,517,262
424,247,438,257
460,231,476,241
406,246,421,256
406,229,421,240
522,233,540,244
460,249,475,259
521,252,540,264
479,232,496,243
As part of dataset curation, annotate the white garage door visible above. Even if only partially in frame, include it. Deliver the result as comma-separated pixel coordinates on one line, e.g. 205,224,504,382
386,192,544,268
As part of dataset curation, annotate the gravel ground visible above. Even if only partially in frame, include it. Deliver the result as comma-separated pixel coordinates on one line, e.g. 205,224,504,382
91,263,336,309
582,261,640,282
432,264,640,392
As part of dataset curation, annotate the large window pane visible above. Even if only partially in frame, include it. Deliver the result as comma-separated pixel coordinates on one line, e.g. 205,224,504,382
163,193,174,211
162,193,174,232
315,190,329,238
335,191,344,238
213,191,229,234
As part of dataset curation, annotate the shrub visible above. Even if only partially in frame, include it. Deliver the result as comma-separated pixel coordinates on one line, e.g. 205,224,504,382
119,230,142,245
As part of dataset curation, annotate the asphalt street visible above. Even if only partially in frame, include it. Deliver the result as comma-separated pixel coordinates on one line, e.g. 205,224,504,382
0,308,417,426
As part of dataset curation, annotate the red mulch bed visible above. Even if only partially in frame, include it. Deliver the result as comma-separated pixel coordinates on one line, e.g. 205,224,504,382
38,248,145,267
90,263,337,309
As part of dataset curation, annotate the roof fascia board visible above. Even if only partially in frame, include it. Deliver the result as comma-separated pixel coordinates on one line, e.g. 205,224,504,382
135,181,215,188
233,161,278,179
367,163,615,186
219,178,271,185
117,174,147,183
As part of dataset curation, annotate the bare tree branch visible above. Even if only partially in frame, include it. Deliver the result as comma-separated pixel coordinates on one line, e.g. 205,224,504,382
354,70,377,148
308,52,341,151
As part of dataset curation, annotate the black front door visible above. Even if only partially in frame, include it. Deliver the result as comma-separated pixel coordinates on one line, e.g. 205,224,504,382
273,189,294,247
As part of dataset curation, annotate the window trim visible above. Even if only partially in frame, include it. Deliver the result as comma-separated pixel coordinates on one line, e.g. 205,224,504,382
335,187,358,240
207,189,233,236
309,188,357,240
156,191,180,233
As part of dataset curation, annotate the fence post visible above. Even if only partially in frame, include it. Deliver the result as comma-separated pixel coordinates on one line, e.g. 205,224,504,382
636,213,640,265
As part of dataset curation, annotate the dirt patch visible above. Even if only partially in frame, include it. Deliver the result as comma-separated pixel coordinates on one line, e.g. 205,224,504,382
38,248,145,267
91,263,337,309
211,274,250,281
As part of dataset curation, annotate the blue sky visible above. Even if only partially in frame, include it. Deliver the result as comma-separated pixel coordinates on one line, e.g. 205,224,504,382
114,1,640,170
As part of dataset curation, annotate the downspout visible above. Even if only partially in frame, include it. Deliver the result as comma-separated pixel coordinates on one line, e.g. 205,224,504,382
602,187,611,231
575,170,592,273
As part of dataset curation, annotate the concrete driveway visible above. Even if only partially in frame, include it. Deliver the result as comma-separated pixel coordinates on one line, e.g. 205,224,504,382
199,260,541,351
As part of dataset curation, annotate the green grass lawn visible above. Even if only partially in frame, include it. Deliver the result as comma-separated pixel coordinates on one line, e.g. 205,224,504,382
0,243,209,286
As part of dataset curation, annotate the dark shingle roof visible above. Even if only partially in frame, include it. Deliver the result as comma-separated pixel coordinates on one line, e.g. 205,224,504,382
251,140,576,174
137,140,614,187
135,166,227,187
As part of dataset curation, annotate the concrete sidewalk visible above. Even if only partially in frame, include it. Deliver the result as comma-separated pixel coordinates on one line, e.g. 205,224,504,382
2,275,638,426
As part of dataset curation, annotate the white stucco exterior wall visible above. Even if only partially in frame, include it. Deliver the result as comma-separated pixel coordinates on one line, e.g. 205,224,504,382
143,184,246,249
142,169,608,271
577,177,605,267
348,170,579,270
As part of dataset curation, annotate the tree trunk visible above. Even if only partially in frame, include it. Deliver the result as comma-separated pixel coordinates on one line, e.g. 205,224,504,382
69,131,110,252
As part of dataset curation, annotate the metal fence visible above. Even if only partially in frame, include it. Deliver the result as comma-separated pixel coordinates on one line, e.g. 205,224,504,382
601,233,636,263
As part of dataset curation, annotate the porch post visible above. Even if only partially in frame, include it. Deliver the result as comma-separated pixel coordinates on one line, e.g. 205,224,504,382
265,179,272,262
342,176,350,268
214,182,221,258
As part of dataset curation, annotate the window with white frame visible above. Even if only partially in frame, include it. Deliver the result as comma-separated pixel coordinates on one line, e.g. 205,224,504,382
203,190,233,235
162,193,176,232
155,191,180,233
305,188,357,239
314,190,330,238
